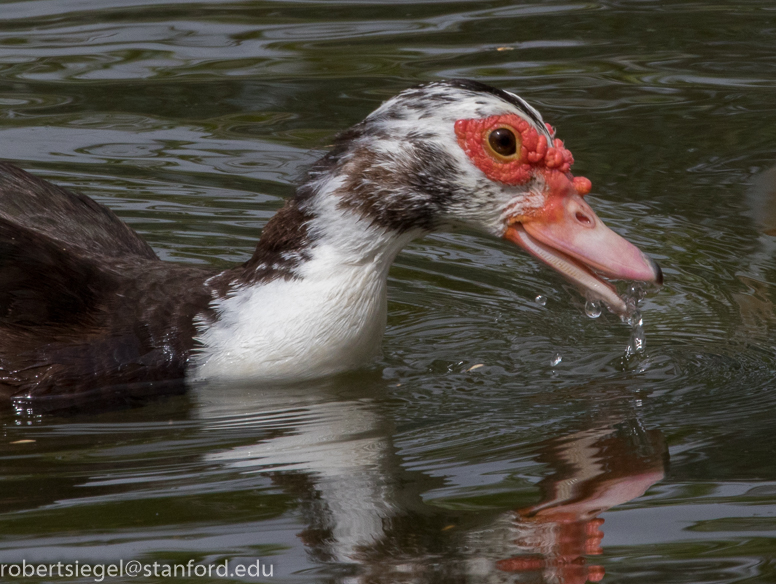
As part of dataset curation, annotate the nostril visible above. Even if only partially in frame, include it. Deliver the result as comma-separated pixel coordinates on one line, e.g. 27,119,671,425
575,211,592,226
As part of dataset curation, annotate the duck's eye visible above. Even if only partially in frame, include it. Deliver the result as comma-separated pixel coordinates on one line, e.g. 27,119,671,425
487,127,518,158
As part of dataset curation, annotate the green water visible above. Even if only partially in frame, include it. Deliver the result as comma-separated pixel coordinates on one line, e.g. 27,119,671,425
1,1,776,582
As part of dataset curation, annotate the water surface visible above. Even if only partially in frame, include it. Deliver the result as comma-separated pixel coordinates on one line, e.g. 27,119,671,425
1,1,776,582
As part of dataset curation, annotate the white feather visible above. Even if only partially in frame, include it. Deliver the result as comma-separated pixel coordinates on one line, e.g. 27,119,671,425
193,179,421,381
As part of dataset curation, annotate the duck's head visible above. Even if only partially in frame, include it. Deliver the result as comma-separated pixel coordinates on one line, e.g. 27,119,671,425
296,79,661,314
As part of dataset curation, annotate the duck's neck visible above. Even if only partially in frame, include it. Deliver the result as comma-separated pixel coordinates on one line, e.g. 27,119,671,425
193,176,423,382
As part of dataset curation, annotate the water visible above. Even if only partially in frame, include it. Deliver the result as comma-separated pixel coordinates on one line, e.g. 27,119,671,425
2,1,776,583
585,299,603,319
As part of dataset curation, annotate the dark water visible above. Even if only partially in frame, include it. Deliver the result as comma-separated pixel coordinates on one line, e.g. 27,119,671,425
1,1,776,582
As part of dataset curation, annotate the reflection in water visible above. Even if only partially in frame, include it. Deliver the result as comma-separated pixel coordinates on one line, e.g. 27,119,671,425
195,382,666,582
746,164,776,236
735,164,776,336
195,381,401,567
490,423,667,584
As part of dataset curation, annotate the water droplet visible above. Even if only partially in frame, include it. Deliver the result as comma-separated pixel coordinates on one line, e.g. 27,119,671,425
535,295,546,306
627,282,647,302
632,328,646,352
624,319,646,359
550,353,562,367
623,309,643,328
585,300,602,319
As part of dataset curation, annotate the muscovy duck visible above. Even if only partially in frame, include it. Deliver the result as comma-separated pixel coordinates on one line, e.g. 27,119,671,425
0,79,661,400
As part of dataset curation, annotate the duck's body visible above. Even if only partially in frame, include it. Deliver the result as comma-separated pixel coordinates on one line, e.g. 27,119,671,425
0,80,661,401
0,162,216,397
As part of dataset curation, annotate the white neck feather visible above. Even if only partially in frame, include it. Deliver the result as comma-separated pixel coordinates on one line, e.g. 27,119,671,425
192,181,421,382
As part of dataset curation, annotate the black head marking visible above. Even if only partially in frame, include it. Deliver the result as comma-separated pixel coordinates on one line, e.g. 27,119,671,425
442,78,546,129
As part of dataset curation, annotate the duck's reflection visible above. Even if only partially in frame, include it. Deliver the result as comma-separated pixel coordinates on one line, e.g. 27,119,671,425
194,379,405,566
479,421,667,584
194,381,667,582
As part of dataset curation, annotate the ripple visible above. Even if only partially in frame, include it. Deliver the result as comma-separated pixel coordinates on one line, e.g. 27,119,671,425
2,0,776,580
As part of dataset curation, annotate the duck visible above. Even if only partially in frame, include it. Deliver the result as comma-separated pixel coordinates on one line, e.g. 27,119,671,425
0,79,661,402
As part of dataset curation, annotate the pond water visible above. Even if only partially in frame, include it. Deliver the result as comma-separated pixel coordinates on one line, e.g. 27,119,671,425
1,1,776,582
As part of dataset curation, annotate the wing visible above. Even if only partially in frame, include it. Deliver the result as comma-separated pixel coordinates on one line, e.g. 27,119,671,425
0,161,158,260
0,165,223,406
0,223,215,402
0,216,120,327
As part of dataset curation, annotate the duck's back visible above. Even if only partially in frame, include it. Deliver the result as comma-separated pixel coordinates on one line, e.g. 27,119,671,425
0,163,216,403
0,162,159,261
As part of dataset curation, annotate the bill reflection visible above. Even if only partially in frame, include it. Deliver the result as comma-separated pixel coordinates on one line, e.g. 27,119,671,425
488,422,667,584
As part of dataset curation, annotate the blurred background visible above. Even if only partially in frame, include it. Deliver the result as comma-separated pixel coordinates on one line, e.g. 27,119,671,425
1,1,775,582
